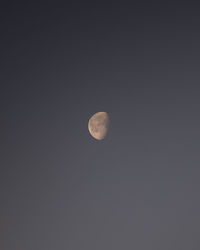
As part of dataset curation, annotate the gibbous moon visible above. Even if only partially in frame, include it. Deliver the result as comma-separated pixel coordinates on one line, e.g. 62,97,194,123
88,112,109,140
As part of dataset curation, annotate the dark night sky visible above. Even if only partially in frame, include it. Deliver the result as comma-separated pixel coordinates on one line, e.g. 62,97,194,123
1,1,200,249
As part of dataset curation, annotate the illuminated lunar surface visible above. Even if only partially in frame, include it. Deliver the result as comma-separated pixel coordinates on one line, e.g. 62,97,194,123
88,112,109,140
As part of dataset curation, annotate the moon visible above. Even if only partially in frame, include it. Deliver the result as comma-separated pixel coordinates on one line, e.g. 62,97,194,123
88,112,109,140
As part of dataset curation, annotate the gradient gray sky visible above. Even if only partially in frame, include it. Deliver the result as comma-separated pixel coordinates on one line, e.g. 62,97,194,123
1,1,200,249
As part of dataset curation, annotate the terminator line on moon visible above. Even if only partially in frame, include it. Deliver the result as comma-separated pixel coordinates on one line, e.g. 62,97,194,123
88,112,109,140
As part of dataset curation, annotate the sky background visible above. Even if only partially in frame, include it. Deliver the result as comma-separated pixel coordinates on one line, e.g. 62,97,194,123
1,1,200,249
